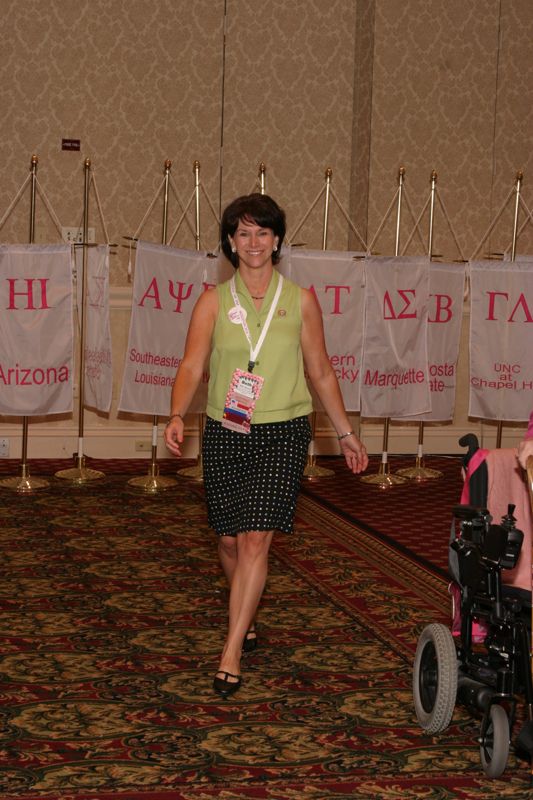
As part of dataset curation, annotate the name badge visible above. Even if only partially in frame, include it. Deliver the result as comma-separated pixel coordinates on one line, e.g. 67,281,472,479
221,368,264,434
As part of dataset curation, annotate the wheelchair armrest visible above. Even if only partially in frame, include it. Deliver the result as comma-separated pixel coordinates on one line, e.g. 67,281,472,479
453,504,488,521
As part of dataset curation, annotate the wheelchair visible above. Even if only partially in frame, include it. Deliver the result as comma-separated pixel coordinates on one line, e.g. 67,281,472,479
412,453,533,779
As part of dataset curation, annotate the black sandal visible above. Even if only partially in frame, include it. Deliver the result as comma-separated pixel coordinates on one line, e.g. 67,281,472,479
242,629,258,653
213,670,242,697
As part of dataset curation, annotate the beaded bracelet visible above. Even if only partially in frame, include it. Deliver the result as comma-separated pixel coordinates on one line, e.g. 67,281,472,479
337,430,354,441
166,413,183,426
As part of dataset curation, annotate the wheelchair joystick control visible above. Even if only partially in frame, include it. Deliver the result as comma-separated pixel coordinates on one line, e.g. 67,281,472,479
502,504,516,526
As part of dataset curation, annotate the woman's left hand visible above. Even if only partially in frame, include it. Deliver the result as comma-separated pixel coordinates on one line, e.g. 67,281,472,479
340,434,368,474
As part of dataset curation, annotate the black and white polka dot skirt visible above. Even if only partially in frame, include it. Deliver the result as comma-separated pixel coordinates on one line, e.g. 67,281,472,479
202,415,312,536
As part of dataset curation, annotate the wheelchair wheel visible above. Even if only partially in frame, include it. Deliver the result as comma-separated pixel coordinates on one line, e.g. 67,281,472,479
480,704,509,778
413,623,457,733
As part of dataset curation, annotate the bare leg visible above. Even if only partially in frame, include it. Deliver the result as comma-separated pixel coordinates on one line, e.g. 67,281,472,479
218,535,238,585
216,529,273,682
218,535,257,636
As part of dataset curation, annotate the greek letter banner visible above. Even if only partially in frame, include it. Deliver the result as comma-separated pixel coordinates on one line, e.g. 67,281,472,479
118,242,223,417
76,245,113,413
469,259,533,422
284,249,365,412
0,244,73,415
400,262,466,421
360,256,431,418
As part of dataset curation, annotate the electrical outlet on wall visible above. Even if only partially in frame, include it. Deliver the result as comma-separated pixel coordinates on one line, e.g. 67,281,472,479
135,441,152,452
61,226,95,244
0,439,9,458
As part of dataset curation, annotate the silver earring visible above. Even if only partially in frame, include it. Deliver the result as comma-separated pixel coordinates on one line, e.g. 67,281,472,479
273,244,278,252
231,246,237,253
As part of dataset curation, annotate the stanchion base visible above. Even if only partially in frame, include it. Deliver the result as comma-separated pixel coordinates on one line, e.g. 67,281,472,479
303,455,335,480
360,462,407,489
360,472,408,488
0,473,49,493
177,463,204,482
128,466,177,493
55,466,105,484
396,465,443,482
128,475,177,493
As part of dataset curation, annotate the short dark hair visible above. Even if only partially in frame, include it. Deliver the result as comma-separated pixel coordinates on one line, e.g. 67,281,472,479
220,193,286,268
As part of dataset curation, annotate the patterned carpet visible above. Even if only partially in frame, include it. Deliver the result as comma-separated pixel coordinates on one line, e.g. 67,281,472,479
0,455,531,799
301,453,465,579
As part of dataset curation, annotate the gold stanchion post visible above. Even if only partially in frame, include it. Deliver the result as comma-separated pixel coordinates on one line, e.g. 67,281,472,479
361,167,408,488
397,170,442,481
56,159,105,484
360,418,407,488
396,420,443,482
495,171,523,449
178,160,205,482
259,161,266,195
0,155,49,493
128,160,177,492
303,168,335,480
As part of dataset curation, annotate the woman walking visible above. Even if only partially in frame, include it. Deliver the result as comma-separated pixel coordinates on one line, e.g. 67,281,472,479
164,193,368,697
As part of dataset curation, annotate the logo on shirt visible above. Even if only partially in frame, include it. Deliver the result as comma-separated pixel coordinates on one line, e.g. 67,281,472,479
228,306,247,324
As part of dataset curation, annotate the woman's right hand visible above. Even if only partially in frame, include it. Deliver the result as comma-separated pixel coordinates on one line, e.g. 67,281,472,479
164,417,184,458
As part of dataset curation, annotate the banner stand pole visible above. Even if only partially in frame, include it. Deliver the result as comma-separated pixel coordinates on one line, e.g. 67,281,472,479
303,168,335,480
361,167,408,488
259,161,266,195
397,418,442,482
0,155,50,493
178,161,206,482
56,159,105,484
247,161,267,196
397,170,442,481
128,160,178,492
495,171,523,448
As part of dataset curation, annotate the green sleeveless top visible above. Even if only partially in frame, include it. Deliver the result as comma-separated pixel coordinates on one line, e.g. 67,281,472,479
206,269,312,423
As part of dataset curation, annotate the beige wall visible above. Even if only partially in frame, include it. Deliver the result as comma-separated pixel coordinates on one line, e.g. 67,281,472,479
222,0,357,250
0,0,531,458
367,0,533,261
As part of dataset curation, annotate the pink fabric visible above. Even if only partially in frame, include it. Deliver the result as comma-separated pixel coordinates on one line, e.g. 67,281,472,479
460,447,489,504
485,448,532,592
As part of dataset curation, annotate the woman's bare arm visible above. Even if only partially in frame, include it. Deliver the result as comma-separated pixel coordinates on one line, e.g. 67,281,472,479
300,288,368,473
164,288,218,457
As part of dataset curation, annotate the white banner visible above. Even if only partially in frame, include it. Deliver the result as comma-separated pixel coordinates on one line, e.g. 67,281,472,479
284,249,365,412
360,256,431,418
118,242,228,417
0,244,74,416
76,245,113,413
469,259,533,421
401,262,466,421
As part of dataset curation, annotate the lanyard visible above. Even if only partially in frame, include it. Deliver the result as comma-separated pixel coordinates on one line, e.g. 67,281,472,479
230,272,283,372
